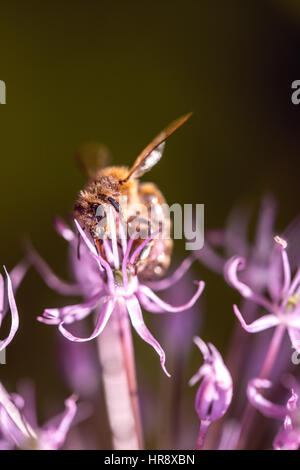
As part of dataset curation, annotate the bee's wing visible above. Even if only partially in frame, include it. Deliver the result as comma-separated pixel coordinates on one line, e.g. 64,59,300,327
76,142,112,178
123,112,192,181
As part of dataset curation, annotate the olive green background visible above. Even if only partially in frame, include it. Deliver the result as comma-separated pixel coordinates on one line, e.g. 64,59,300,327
0,0,299,448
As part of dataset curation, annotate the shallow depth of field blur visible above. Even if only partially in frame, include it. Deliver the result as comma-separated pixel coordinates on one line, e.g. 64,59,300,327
0,0,300,449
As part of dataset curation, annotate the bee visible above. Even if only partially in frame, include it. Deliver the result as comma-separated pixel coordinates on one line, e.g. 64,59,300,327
74,113,192,280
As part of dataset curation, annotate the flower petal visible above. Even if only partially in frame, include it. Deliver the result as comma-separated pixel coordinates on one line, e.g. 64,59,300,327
129,228,162,265
126,295,170,377
0,274,4,326
138,281,204,313
145,255,195,291
247,378,287,418
233,304,280,333
137,291,165,313
193,335,210,360
225,256,273,310
194,240,225,274
188,364,209,387
1,260,29,322
40,395,77,450
58,298,115,342
41,291,103,325
274,236,291,300
53,217,75,242
0,268,19,351
75,219,117,292
26,242,80,296
287,326,300,353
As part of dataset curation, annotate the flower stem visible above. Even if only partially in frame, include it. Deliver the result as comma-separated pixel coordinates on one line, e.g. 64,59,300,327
196,420,210,450
96,301,144,450
236,324,285,449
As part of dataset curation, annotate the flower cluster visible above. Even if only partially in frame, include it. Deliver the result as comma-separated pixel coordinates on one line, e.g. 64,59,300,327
32,215,204,376
0,381,77,450
1,195,299,450
225,236,300,351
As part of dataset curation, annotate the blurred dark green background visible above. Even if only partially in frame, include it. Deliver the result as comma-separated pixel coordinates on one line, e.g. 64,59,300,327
0,0,300,447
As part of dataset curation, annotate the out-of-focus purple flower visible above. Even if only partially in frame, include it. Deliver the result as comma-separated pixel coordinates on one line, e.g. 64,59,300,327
31,215,204,377
57,329,101,398
196,196,277,290
189,337,233,449
0,382,77,450
225,236,300,353
247,378,300,450
0,260,28,352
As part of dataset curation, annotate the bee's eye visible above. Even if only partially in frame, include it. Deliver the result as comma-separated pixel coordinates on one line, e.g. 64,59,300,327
107,197,120,213
90,203,99,214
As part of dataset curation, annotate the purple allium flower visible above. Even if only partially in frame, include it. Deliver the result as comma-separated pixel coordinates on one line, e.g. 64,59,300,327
247,378,300,450
225,236,300,353
196,196,277,288
0,382,77,450
189,337,233,449
31,215,204,377
0,261,28,352
194,197,279,394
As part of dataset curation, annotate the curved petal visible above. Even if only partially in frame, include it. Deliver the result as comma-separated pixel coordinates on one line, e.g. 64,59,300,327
137,291,165,313
58,298,115,342
130,228,162,265
290,268,300,297
9,260,30,293
193,336,210,360
0,268,19,351
53,217,75,242
233,304,280,333
254,196,276,258
74,219,105,273
247,378,289,419
195,241,225,274
40,395,77,450
0,274,4,326
283,268,300,307
1,260,29,322
41,291,103,325
225,256,273,310
287,326,300,353
145,255,195,291
138,281,204,313
126,295,170,377
26,242,80,296
188,364,209,387
74,219,116,293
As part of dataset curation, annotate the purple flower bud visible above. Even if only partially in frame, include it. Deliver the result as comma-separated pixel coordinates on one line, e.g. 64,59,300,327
189,337,232,449
189,337,233,422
